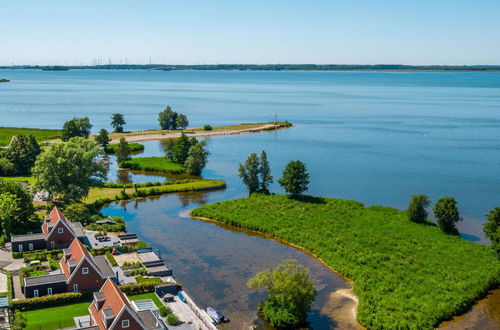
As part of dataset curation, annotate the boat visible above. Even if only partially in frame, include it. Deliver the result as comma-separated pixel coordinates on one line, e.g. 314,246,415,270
207,307,229,324
177,292,186,303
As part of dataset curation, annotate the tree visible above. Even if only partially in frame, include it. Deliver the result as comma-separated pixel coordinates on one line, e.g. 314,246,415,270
32,137,107,202
184,141,209,175
165,133,197,164
433,196,462,234
116,137,131,163
175,114,189,130
0,158,15,176
63,203,92,225
484,207,500,256
407,195,430,223
111,113,126,133
95,128,110,148
158,106,178,130
3,134,41,175
0,178,34,235
259,151,273,194
278,160,310,199
238,153,260,195
247,259,316,328
61,117,92,141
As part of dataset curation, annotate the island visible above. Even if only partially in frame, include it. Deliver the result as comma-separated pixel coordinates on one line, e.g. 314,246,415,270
0,79,9,82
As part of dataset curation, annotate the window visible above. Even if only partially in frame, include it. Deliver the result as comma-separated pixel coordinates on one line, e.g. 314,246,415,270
47,287,52,295
58,227,64,234
29,243,33,251
18,244,23,252
33,289,39,298
122,319,130,328
50,241,55,249
82,267,89,275
73,284,78,292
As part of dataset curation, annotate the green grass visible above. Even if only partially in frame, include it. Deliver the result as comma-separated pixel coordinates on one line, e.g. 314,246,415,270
0,127,61,146
21,300,91,330
135,276,163,284
0,176,35,184
104,142,144,154
191,194,500,329
129,292,163,308
120,156,185,174
28,270,47,277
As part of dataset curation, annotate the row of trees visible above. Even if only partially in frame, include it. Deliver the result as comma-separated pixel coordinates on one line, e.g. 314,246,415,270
238,151,310,199
164,133,209,175
407,195,462,234
158,106,189,130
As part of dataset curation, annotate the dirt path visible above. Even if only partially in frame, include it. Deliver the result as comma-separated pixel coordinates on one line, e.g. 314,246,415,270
109,123,285,144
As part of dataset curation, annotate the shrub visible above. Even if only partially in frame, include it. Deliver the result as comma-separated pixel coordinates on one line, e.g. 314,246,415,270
12,292,83,311
47,255,60,270
12,311,26,330
119,282,156,295
135,276,163,284
105,251,118,267
167,314,180,325
159,305,172,317
203,125,213,131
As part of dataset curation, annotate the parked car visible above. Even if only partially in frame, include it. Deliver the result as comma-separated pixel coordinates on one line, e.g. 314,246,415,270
24,260,41,267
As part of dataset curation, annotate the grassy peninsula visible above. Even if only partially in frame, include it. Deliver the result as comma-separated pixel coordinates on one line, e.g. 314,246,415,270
191,194,500,329
119,156,185,174
0,127,61,146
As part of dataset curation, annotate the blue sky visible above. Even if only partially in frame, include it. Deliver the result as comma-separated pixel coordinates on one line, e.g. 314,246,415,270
1,0,500,65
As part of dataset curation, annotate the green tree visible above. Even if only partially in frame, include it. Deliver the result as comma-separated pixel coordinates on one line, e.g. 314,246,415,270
175,113,189,130
95,128,110,148
0,178,34,235
259,151,273,194
116,137,131,163
484,207,500,256
32,137,107,202
3,134,41,175
407,195,430,223
278,160,310,199
0,158,15,176
63,203,92,225
247,259,316,328
165,133,197,164
158,106,178,130
238,153,260,195
111,113,126,133
433,196,461,234
61,117,92,141
184,141,209,175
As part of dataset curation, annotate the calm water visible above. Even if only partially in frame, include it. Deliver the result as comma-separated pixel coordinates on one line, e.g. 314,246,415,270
1,69,500,328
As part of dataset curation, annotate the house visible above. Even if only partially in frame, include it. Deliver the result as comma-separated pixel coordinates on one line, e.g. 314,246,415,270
74,278,165,329
24,238,116,298
11,206,88,253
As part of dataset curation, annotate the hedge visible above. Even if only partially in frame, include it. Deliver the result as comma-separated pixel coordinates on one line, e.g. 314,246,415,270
119,282,156,295
105,251,118,267
12,292,85,311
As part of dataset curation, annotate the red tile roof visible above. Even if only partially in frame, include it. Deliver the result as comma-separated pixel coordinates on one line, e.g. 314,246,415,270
42,207,76,237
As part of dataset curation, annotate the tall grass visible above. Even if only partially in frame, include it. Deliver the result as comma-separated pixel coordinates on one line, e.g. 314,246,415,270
119,156,185,174
191,194,500,329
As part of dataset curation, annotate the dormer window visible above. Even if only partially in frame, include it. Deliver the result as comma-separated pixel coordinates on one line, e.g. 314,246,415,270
58,227,64,234
122,319,130,328
82,267,89,275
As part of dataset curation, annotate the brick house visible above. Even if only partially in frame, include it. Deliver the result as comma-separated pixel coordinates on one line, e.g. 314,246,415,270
11,206,88,253
24,238,116,298
74,278,164,329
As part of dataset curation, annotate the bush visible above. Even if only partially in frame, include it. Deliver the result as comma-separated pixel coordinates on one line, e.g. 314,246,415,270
47,255,60,270
135,276,163,284
105,251,118,267
12,292,83,311
159,305,172,317
12,311,26,330
203,125,213,131
167,314,180,325
122,261,142,270
119,282,156,295
19,265,48,288
126,268,147,276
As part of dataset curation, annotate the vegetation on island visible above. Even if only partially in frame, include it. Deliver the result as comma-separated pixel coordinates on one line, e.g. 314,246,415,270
120,156,185,174
110,113,126,133
94,128,110,148
191,194,500,329
484,207,500,257
248,259,316,328
433,196,462,235
61,117,92,141
0,127,60,147
278,160,309,199
407,194,431,224
238,151,273,195
0,78,9,82
158,106,189,130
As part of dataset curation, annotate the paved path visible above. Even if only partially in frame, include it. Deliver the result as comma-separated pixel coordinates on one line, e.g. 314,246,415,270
164,291,217,330
0,272,7,293
12,275,23,300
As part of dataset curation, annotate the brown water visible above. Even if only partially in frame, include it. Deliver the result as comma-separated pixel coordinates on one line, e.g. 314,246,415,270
102,191,360,329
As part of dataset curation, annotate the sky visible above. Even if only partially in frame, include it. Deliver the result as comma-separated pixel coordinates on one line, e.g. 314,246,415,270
1,0,500,66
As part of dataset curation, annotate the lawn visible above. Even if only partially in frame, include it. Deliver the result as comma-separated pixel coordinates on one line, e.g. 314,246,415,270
85,179,226,204
21,300,91,330
191,194,500,329
0,127,61,146
120,157,185,174
129,292,163,308
0,176,35,185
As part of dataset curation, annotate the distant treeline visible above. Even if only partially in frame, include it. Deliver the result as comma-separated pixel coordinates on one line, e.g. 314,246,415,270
2,64,500,72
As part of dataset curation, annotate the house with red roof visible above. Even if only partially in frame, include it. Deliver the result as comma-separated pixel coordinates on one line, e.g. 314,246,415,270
11,206,87,253
74,278,165,330
23,238,116,298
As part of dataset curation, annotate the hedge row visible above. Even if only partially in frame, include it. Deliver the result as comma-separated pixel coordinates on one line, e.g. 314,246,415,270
119,282,156,295
12,249,62,262
12,292,86,311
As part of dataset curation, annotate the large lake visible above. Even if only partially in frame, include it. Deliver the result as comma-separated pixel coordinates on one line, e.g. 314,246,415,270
1,69,499,241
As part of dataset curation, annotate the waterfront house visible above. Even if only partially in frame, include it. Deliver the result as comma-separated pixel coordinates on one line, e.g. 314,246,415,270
11,206,87,253
74,278,165,329
24,238,116,298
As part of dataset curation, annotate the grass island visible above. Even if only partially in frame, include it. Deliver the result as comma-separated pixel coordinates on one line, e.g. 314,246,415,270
191,194,500,329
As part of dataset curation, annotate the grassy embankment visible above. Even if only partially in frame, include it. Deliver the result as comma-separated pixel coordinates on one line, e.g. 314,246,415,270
104,142,144,154
191,194,500,329
20,293,161,329
0,127,61,147
119,156,185,174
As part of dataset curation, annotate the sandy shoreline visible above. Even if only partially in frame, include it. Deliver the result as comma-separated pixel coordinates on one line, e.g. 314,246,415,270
108,123,288,144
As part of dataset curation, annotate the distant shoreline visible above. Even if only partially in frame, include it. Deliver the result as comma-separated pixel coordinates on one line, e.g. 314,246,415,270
2,64,500,72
